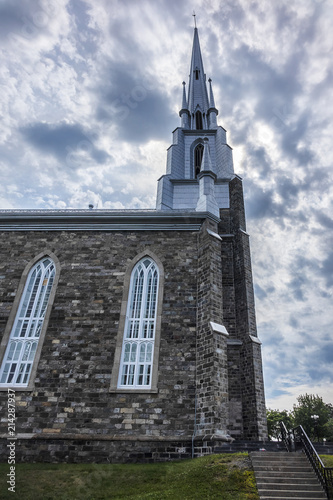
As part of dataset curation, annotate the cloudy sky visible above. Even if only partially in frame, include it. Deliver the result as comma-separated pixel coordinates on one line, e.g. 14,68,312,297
1,0,332,412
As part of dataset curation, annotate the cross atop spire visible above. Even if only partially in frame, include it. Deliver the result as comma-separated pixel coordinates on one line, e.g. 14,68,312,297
192,10,197,28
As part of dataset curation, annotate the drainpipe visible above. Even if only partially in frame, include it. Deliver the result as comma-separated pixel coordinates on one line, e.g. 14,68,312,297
192,392,197,458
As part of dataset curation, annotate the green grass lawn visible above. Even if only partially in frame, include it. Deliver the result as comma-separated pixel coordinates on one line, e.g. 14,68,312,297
321,454,333,467
0,453,259,500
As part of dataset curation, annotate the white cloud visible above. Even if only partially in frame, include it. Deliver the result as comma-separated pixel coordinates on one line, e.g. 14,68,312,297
266,379,333,412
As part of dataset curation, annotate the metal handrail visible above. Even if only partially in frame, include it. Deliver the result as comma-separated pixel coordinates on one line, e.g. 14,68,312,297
280,421,294,451
280,422,333,499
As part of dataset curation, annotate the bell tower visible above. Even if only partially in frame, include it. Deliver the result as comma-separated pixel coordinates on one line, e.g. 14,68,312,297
157,25,268,443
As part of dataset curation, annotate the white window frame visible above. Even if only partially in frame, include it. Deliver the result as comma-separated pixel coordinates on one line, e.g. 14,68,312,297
0,256,56,388
117,257,159,390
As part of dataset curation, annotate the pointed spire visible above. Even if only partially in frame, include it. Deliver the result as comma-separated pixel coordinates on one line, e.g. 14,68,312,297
187,27,209,125
179,81,190,129
200,137,213,171
181,81,187,109
196,139,219,217
208,78,215,108
207,78,218,129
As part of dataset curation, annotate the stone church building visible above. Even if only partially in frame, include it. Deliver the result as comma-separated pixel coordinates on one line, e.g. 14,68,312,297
0,27,267,463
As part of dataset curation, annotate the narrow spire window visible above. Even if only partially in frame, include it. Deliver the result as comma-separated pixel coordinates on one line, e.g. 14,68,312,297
195,110,203,130
0,257,56,387
195,69,199,80
194,143,204,178
118,257,159,389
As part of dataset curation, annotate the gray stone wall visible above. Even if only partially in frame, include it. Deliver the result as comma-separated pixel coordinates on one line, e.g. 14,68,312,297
0,229,199,461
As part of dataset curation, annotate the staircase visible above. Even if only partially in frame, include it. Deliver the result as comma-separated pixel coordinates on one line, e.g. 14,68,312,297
250,451,327,499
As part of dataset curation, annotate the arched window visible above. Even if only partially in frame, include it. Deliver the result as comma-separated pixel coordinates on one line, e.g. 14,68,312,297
194,143,204,177
0,257,56,387
195,110,203,130
118,257,159,389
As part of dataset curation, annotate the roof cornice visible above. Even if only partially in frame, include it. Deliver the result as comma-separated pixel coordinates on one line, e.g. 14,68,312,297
0,209,220,231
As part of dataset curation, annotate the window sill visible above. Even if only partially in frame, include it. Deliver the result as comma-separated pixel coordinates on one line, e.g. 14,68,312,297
109,387,158,394
0,385,34,392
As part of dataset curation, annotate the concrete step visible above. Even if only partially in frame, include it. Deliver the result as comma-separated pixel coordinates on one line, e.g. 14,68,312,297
251,460,312,467
256,477,319,485
251,457,310,463
251,452,293,456
255,471,316,479
260,495,327,500
252,465,313,473
252,459,310,466
251,451,304,462
256,482,323,491
258,492,326,499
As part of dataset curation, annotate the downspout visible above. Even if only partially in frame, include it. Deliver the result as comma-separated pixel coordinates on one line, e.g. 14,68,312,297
192,391,197,458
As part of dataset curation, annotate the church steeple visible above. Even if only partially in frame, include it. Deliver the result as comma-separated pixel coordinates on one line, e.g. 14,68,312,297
180,27,219,130
157,25,234,212
187,27,210,129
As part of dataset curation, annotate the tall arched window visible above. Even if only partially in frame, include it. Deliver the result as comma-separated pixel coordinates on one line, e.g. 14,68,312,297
195,110,203,130
194,143,204,178
0,257,56,387
118,257,159,389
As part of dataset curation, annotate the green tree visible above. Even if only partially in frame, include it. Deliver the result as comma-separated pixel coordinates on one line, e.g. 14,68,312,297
292,394,330,441
266,408,294,441
323,418,333,442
